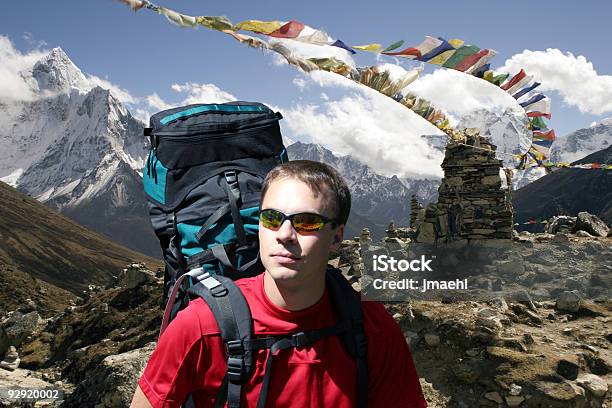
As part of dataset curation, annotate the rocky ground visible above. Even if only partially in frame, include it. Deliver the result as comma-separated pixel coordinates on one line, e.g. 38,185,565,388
0,231,610,407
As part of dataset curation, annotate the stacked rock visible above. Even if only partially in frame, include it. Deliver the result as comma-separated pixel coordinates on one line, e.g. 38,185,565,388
437,129,513,240
359,228,373,249
385,222,397,239
410,195,423,229
416,128,513,243
0,346,20,371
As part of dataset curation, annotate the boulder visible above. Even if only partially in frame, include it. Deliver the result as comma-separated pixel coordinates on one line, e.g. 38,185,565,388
496,260,525,276
62,342,156,407
576,373,608,397
505,395,524,407
555,291,581,313
0,311,42,354
545,215,576,234
417,222,436,244
118,266,156,290
572,212,609,237
556,357,579,380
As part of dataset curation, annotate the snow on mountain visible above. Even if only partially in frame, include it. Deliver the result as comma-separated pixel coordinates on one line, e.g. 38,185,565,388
287,141,439,239
459,107,531,169
0,47,157,256
549,119,612,164
0,47,147,207
514,119,611,190
458,108,552,190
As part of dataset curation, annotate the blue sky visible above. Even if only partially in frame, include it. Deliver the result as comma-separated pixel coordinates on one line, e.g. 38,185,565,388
2,0,612,177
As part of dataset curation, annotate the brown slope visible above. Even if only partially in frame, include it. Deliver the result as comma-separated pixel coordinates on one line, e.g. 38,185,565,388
0,181,162,295
0,263,77,318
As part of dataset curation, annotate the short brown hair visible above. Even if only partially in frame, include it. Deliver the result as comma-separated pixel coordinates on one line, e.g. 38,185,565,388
261,160,351,226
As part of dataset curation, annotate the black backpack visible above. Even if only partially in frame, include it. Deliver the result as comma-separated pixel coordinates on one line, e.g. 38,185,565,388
143,101,368,407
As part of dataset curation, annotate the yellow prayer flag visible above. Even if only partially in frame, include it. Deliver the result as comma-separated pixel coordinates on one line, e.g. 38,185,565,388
196,16,235,31
235,20,282,34
448,39,464,48
353,43,382,52
428,50,455,66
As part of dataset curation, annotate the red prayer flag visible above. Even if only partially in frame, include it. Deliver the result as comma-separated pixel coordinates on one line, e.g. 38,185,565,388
527,111,552,119
268,20,305,39
382,47,422,58
533,130,556,141
501,69,526,91
454,49,490,72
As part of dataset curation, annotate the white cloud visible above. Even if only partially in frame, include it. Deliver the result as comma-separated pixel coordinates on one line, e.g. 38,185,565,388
498,48,612,115
406,68,521,121
146,92,171,111
87,74,137,105
293,77,307,90
0,35,47,101
283,77,445,178
135,82,238,120
170,82,236,105
22,32,47,49
0,35,140,107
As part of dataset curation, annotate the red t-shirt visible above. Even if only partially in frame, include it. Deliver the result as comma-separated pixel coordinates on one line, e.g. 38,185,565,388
139,274,427,408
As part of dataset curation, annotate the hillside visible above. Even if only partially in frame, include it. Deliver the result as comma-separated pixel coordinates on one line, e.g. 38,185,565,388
0,181,162,296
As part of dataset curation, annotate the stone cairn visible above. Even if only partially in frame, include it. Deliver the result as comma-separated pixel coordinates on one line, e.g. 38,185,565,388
359,227,372,249
416,128,513,244
409,195,422,229
0,346,20,371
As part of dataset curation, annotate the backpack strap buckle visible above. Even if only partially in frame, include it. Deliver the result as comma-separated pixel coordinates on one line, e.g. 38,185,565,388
292,332,308,348
224,170,238,186
225,339,244,356
226,340,245,383
226,357,244,384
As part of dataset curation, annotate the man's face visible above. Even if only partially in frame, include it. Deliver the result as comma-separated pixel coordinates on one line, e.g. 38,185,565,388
259,177,344,285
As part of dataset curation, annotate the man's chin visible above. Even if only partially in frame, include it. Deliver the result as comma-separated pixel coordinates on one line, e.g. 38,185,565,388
266,265,301,281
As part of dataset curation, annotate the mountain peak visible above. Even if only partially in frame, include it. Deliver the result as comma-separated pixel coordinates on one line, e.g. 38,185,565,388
32,47,89,93
598,117,612,127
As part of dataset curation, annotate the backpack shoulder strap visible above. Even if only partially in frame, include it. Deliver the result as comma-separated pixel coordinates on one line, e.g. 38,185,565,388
325,267,369,408
187,272,254,408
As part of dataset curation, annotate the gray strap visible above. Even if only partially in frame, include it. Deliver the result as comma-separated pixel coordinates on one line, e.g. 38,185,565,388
212,245,261,273
195,204,230,242
212,245,234,269
223,171,248,248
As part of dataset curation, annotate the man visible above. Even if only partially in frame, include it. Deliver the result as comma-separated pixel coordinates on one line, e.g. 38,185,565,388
131,160,427,407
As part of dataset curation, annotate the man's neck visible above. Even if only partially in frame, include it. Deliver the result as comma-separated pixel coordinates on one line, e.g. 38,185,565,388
263,272,326,311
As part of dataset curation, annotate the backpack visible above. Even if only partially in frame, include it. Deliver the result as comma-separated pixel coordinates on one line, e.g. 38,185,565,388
143,101,368,408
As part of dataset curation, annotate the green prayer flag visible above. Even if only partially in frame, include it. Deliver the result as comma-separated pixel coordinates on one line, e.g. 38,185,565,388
442,45,480,69
382,40,405,53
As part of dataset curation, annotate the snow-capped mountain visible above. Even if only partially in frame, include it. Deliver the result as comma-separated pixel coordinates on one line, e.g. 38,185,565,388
459,107,531,168
459,108,549,190
549,118,612,164
0,47,159,256
287,141,439,240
